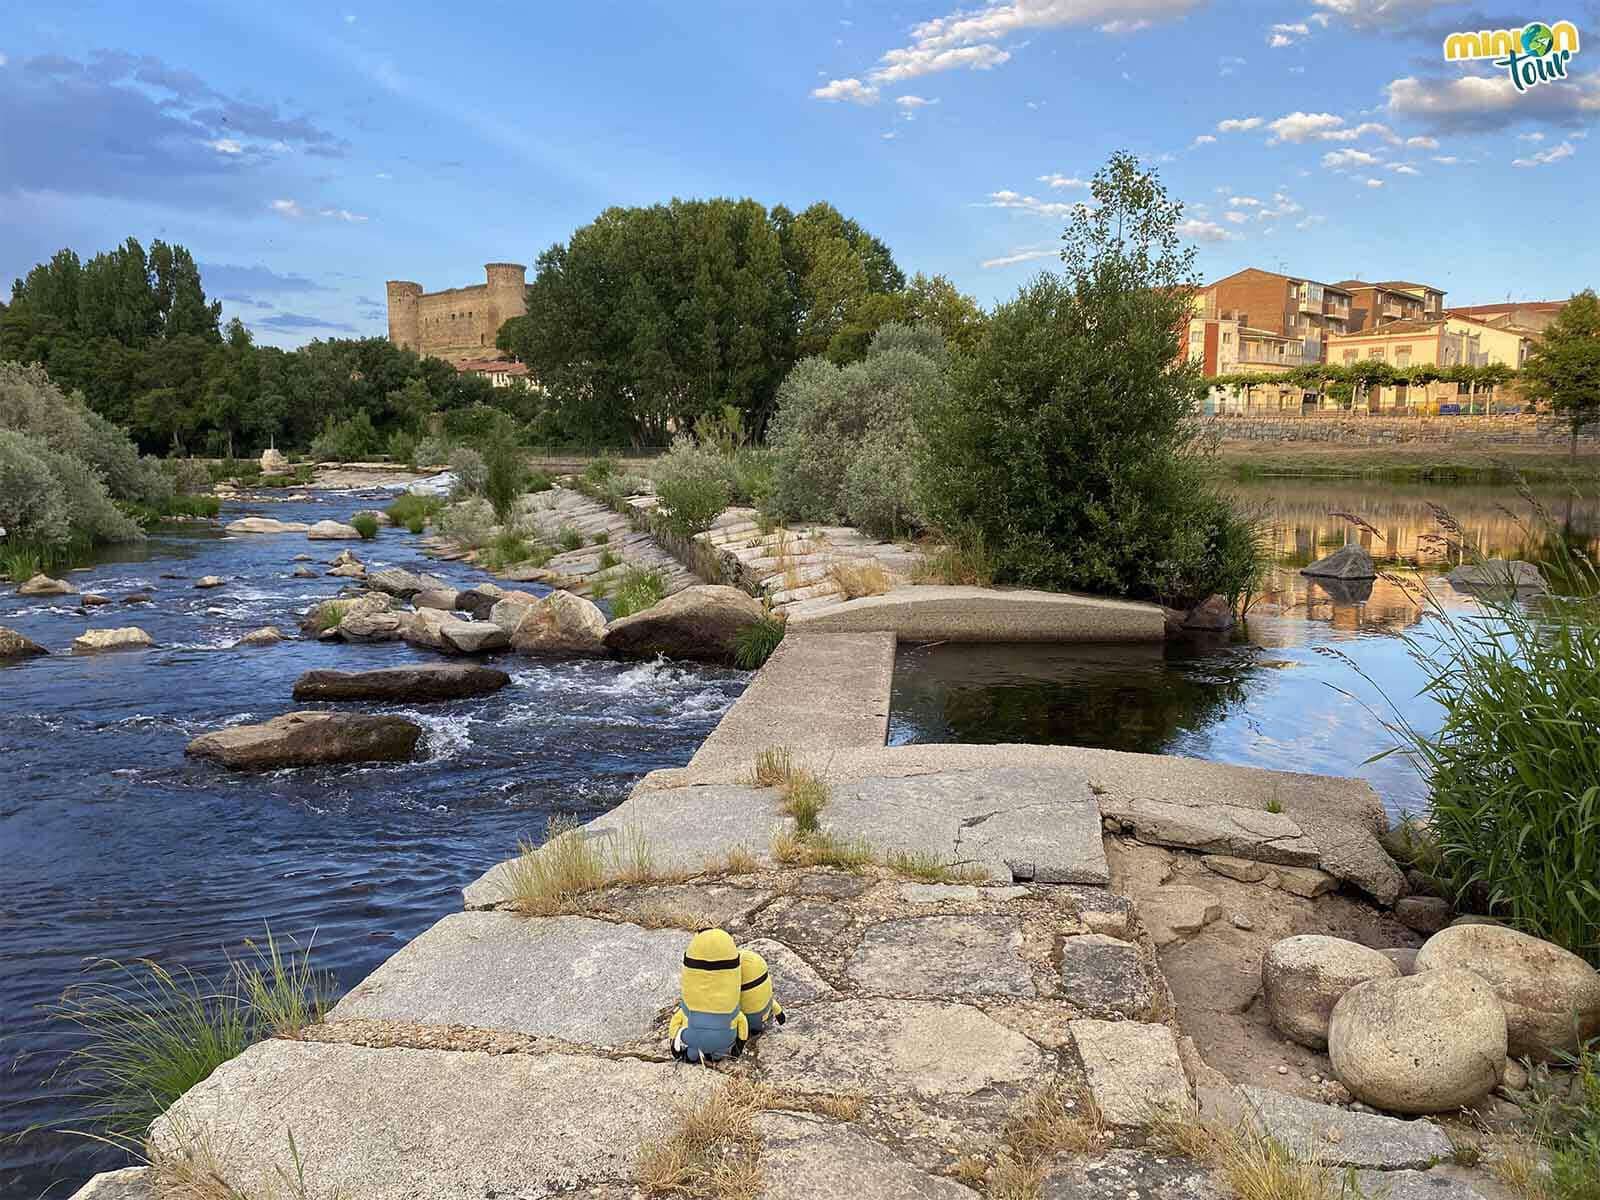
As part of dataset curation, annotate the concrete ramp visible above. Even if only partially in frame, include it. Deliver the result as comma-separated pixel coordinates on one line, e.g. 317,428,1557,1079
784,585,1166,643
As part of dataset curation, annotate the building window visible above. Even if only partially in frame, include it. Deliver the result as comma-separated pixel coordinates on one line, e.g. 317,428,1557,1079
1343,351,1357,365
1222,332,1232,344
1395,347,1411,368
1368,348,1383,360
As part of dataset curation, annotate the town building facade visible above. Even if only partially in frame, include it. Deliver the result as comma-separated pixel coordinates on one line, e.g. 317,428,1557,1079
1199,268,1352,364
386,263,528,363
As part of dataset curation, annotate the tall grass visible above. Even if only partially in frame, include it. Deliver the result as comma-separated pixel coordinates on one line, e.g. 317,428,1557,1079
734,614,785,669
1334,500,1600,963
385,493,443,533
46,931,332,1145
350,513,379,540
611,567,668,618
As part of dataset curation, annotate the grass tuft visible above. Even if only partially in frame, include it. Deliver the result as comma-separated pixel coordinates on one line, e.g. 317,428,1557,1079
612,568,668,619
912,532,995,587
772,830,874,871
734,614,786,670
636,1082,764,1200
780,770,829,835
826,559,891,600
350,513,379,541
1148,1108,1343,1200
883,850,992,884
557,525,585,552
500,819,671,914
386,494,443,532
309,602,348,634
750,746,796,788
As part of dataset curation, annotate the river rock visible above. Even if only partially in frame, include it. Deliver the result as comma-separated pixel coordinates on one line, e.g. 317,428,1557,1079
602,584,764,663
260,447,289,473
439,617,510,655
224,517,309,535
412,588,458,611
299,593,391,636
122,592,152,604
235,627,286,647
1413,924,1600,1061
329,549,361,566
487,591,541,633
403,607,449,650
337,611,405,642
1395,895,1452,934
1382,948,1419,975
71,627,155,654
292,663,511,702
454,583,507,620
307,520,362,540
1263,935,1400,1050
292,565,316,578
1446,559,1546,591
293,553,314,562
185,711,422,769
1327,967,1506,1113
327,562,367,578
1182,595,1235,632
367,567,427,598
509,591,608,657
1302,545,1377,580
17,573,75,596
193,575,226,589
0,626,49,658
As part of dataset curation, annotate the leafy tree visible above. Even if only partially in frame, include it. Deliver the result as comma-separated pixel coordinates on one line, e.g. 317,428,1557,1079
917,151,1263,608
1521,290,1600,456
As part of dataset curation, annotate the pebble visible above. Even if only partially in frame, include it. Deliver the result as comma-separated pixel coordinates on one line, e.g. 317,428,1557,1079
1277,1065,1289,1075
1230,914,1254,930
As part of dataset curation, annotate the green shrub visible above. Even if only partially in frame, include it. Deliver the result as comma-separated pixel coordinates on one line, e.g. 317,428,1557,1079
386,493,443,530
611,567,668,618
449,445,487,498
916,153,1263,609
351,513,380,540
558,525,584,552
386,429,418,467
734,614,786,669
482,530,532,571
592,530,610,546
527,468,554,494
1354,523,1600,963
161,458,214,495
583,455,618,485
0,429,142,548
438,497,496,549
482,416,528,522
415,435,453,468
308,411,381,462
598,547,621,571
765,324,939,538
651,435,730,537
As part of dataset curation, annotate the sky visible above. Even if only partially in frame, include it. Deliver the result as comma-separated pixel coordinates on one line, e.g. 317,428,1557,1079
2,0,1597,349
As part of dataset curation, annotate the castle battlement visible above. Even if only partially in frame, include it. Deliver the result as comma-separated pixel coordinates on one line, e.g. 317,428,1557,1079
386,263,526,363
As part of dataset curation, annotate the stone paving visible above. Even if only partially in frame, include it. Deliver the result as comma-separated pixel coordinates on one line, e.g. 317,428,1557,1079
496,486,700,599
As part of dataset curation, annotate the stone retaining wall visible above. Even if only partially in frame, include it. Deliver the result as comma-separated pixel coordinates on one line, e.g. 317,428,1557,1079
1192,413,1597,448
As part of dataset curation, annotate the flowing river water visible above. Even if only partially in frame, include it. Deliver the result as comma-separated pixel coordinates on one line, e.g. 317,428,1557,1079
1,477,1594,1197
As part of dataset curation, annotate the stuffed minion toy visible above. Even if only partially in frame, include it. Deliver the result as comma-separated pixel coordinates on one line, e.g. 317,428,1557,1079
739,948,785,1034
668,928,748,1063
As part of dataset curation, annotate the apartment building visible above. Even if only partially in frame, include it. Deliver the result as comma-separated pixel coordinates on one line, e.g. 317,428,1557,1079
1446,299,1566,335
1200,268,1351,363
1337,279,1446,332
1324,317,1526,411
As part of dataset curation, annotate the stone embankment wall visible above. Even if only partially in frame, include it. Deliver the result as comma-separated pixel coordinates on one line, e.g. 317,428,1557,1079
1192,413,1598,448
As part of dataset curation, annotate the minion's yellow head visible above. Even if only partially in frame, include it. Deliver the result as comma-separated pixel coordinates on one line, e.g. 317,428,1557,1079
681,928,741,1014
739,949,773,1017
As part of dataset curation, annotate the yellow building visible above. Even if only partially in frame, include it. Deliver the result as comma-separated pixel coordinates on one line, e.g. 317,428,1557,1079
1325,318,1521,412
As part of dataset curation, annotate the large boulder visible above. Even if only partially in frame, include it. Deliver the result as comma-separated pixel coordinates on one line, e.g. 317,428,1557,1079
327,563,367,579
194,575,225,589
224,517,309,535
17,573,75,596
337,611,406,643
71,627,155,654
1182,594,1235,632
404,607,450,651
602,584,764,663
487,592,542,633
1264,935,1401,1050
368,567,427,599
439,617,510,655
186,711,422,769
260,447,290,473
1446,559,1546,591
454,583,507,621
413,588,459,611
307,520,362,540
1327,967,1506,1114
299,593,392,637
292,664,512,702
235,626,286,648
1413,924,1600,1061
0,626,49,659
1302,545,1377,580
510,591,608,657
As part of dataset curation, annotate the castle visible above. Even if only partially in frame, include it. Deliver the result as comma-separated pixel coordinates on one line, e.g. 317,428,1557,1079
385,263,527,363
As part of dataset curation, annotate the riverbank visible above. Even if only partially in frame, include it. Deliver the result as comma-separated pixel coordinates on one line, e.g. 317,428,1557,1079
1213,441,1599,482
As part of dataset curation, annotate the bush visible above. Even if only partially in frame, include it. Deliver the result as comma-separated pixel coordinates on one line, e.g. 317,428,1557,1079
415,435,452,468
0,429,142,549
449,445,487,498
386,493,443,531
734,614,786,669
482,420,528,523
583,455,618,485
386,430,418,467
527,468,554,493
308,411,381,462
916,153,1262,609
1355,517,1600,963
611,567,668,618
351,513,380,540
651,435,731,537
766,324,940,539
161,458,214,495
438,497,496,549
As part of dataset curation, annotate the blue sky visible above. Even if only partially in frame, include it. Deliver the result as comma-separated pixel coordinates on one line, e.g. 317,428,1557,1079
2,0,1597,348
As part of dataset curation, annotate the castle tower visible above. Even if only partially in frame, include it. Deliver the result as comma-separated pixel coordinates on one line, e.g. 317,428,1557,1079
385,280,422,352
482,262,527,351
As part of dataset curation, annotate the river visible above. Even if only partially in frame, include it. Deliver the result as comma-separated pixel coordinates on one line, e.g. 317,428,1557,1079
2,477,1594,1198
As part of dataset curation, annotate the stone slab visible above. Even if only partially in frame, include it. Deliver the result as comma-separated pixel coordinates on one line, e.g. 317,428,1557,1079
1041,1149,1225,1200
685,632,896,773
67,1168,151,1200
846,915,1035,998
756,999,1046,1099
1239,1086,1453,1170
758,1113,977,1199
1058,934,1156,1017
1071,1019,1191,1127
328,912,682,1045
1054,886,1137,939
899,883,1031,903
743,938,838,1005
758,896,857,955
603,883,772,932
1107,797,1320,866
1140,886,1223,947
151,1041,719,1198
784,585,1166,643
1352,1169,1491,1200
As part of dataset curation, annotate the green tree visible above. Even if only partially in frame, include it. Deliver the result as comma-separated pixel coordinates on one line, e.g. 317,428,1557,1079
917,151,1262,608
1521,290,1600,456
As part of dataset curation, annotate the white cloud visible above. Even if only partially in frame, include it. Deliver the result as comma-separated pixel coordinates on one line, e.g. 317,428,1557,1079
344,13,356,23
1364,177,1385,187
270,199,305,219
1267,111,1345,142
1269,20,1309,46
375,171,392,180
1217,116,1263,132
872,43,1010,84
0,53,9,67
1179,218,1241,242
1517,131,1546,142
272,198,368,223
1405,135,1438,148
318,207,368,222
1228,195,1264,206
1386,73,1600,132
812,77,879,104
896,94,937,107
1513,140,1576,167
1308,11,1332,25
981,189,1087,217
1037,172,1089,189
1432,155,1459,164
1269,33,1294,47
881,130,900,140
1385,162,1421,174
981,244,1061,268
1189,134,1218,147
1317,121,1400,144
1219,55,1246,76
209,138,243,154
1272,191,1304,213
1297,214,1327,228
1224,211,1250,224
1311,0,1455,29
1322,148,1380,169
